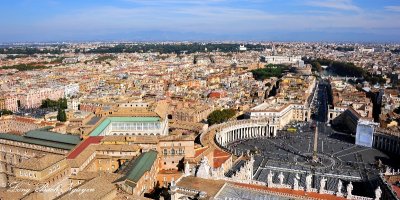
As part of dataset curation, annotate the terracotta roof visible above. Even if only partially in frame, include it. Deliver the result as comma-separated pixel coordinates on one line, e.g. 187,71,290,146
212,149,231,169
233,182,347,200
59,176,117,200
95,144,140,152
176,176,226,199
159,134,195,141
67,136,103,159
67,145,96,168
16,154,64,171
100,135,159,144
194,147,209,158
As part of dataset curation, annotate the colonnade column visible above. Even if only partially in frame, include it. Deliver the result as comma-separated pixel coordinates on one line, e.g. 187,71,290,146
216,123,278,147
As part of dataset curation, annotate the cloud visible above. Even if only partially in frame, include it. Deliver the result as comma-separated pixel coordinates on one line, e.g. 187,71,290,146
35,3,400,34
305,0,361,11
385,6,400,12
2,1,400,42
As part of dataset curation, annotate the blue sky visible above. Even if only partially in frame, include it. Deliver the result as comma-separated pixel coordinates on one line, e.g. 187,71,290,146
1,0,400,42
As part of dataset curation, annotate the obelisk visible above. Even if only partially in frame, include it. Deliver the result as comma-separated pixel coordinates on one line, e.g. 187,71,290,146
312,123,319,162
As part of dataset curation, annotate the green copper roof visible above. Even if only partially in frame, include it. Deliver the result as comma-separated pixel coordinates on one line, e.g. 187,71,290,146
0,133,77,150
125,150,158,187
89,117,160,136
25,128,81,145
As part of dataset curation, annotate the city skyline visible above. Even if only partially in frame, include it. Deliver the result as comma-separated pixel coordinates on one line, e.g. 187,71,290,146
1,0,400,42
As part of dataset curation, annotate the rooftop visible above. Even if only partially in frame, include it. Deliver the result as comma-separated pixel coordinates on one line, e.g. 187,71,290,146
0,133,78,150
25,127,81,145
67,136,103,159
58,175,117,200
176,176,226,199
89,116,161,136
124,150,158,188
16,154,64,171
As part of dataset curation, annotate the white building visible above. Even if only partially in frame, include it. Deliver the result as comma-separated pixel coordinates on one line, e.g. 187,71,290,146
261,55,302,65
356,120,378,148
64,83,80,98
89,116,169,137
249,75,315,129
67,98,80,111
250,103,311,129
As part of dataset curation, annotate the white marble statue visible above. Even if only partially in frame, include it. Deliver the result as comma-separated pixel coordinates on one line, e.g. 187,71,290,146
267,171,274,187
293,173,299,190
375,186,382,200
347,182,353,199
295,173,300,180
319,177,327,194
196,157,211,179
278,172,285,185
385,166,391,175
171,177,176,187
306,174,312,191
184,161,190,176
337,180,343,196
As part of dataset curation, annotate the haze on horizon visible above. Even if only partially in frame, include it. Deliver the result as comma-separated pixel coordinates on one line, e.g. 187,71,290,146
1,0,400,43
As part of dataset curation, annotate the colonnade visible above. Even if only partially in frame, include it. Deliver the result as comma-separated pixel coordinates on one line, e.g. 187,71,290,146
216,123,277,146
374,133,400,156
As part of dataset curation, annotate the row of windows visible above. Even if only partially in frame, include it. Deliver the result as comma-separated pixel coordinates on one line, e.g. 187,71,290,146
0,140,63,153
110,133,161,136
163,148,185,156
49,164,61,173
110,122,161,131
20,170,37,178
162,143,182,147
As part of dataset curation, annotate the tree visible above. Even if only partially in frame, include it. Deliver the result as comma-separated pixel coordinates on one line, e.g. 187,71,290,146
41,98,68,109
207,109,237,126
0,109,13,117
57,109,67,122
59,98,68,109
251,64,288,81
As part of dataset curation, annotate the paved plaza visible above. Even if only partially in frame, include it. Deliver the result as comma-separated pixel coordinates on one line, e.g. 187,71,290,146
226,123,392,197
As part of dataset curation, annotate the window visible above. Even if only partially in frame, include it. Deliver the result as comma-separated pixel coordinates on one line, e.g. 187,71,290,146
163,149,167,155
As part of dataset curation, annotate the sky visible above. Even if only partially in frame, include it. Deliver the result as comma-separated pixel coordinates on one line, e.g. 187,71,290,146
1,0,400,42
